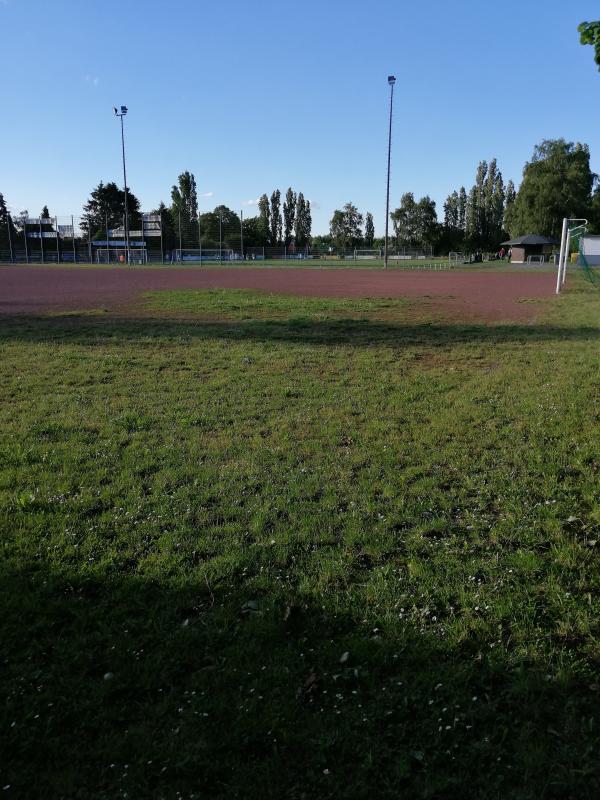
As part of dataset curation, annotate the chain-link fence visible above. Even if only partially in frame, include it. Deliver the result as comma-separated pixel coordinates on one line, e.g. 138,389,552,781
0,212,315,264
0,213,436,264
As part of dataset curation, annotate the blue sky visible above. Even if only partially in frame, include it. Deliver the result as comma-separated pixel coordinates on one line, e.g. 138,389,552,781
1,0,599,234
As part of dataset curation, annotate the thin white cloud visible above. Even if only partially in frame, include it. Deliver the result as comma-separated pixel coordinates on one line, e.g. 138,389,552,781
200,191,214,198
84,74,100,87
243,198,261,206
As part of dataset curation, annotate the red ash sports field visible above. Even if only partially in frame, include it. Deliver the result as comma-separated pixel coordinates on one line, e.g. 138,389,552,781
0,266,555,320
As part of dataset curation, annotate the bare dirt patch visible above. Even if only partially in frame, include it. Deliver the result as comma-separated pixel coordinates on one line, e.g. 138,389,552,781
0,266,555,322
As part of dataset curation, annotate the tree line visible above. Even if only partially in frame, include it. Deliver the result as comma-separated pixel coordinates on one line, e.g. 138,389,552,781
1,145,599,257
75,175,313,251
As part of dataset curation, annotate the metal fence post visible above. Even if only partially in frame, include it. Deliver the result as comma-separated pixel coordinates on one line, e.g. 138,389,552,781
87,217,92,262
72,215,76,263
106,213,110,263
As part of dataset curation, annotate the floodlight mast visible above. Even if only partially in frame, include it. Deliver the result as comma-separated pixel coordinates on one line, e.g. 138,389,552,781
384,75,396,270
113,105,130,263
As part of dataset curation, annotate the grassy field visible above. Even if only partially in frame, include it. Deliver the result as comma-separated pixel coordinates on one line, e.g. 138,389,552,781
2,278,600,799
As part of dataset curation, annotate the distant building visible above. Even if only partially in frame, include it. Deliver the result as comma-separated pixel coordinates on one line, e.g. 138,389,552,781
500,234,558,264
580,235,600,266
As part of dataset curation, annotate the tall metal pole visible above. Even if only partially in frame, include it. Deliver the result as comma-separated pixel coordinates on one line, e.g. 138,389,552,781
384,75,396,270
556,217,568,295
72,215,76,263
119,114,130,263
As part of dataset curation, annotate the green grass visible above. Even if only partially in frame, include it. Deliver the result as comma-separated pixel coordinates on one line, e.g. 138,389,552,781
2,280,600,799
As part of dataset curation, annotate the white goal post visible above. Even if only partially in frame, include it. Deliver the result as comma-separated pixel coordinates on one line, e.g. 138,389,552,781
173,248,236,263
95,248,147,264
448,251,464,265
527,254,545,264
353,249,382,260
556,217,588,294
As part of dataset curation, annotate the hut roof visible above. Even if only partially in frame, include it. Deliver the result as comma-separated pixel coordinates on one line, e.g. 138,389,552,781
501,234,558,246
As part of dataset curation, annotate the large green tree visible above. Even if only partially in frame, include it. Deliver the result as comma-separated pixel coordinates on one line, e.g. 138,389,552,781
482,158,505,247
458,187,467,231
329,202,363,252
242,215,268,248
504,180,516,232
364,212,375,247
579,21,600,70
151,201,176,250
294,193,312,249
391,193,438,250
199,205,240,249
270,190,282,245
283,188,296,247
504,139,595,238
0,192,14,248
257,194,270,243
82,181,141,238
170,171,198,224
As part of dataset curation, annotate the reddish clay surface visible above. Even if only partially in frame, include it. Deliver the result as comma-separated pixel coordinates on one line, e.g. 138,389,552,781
0,266,555,320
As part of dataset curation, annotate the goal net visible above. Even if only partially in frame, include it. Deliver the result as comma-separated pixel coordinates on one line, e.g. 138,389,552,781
95,248,147,264
448,251,464,265
354,249,381,260
173,248,236,263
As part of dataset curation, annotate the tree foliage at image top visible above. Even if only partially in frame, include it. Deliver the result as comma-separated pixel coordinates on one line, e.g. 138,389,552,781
81,182,141,237
579,20,600,70
505,139,595,238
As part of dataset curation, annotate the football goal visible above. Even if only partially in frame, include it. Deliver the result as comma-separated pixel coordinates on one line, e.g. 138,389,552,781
173,248,236,263
354,249,382,260
556,218,588,294
448,251,464,265
527,254,545,264
95,248,147,264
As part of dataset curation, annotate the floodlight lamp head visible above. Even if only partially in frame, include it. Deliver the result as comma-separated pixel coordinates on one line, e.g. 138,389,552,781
112,107,118,115
388,75,396,86
121,105,128,114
